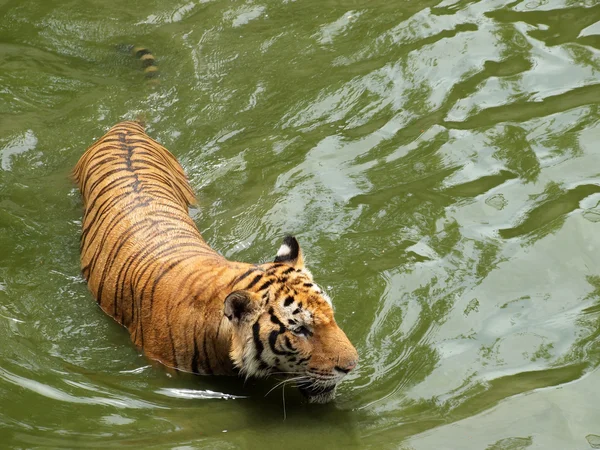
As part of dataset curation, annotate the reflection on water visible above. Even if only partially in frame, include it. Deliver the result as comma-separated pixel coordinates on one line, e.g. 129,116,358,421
1,0,600,448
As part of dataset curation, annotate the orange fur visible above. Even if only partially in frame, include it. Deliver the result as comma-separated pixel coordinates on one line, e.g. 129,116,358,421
73,121,358,402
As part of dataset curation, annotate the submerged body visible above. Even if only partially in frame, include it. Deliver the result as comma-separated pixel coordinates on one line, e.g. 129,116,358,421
73,121,358,402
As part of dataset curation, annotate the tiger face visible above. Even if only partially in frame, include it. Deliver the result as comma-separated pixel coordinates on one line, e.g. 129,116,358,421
224,236,358,404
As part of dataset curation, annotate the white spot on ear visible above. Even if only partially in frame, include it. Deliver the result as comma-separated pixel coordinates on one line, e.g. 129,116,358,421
277,244,291,257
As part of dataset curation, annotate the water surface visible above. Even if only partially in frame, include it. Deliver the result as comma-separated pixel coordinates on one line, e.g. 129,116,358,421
1,0,600,448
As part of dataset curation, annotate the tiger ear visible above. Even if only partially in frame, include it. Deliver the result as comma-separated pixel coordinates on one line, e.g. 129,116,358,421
224,290,261,324
274,235,304,269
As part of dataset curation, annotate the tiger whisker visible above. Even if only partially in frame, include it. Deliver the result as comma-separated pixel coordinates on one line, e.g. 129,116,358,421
282,381,287,421
269,371,305,376
265,376,307,397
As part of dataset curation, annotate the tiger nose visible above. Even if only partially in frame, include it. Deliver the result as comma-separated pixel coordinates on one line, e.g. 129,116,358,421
335,359,357,374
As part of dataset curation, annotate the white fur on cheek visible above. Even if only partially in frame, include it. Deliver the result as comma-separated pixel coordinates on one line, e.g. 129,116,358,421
231,323,271,379
277,244,291,257
313,283,332,306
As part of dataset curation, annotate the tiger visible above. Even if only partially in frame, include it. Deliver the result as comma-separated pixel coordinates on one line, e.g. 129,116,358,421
72,120,359,403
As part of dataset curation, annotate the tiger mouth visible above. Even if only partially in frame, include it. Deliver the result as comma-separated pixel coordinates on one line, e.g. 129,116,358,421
297,382,337,403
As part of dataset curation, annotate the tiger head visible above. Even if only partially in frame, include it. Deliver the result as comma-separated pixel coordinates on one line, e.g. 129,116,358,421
224,236,359,404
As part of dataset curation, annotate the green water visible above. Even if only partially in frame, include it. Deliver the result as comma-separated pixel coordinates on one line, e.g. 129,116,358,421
1,0,600,448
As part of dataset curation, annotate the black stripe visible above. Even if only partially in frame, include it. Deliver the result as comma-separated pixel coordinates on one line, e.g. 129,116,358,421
284,296,294,307
269,309,285,331
95,216,164,297
252,321,264,358
245,274,263,290
82,177,139,226
268,330,294,356
258,279,274,291
95,216,156,305
271,313,286,333
130,284,136,341
266,263,286,274
87,167,127,195
136,48,152,58
191,322,200,374
142,58,156,68
113,225,199,326
81,192,144,254
283,336,297,353
273,283,287,299
232,268,259,286
81,175,134,220
168,326,177,366
202,329,213,375
141,249,201,317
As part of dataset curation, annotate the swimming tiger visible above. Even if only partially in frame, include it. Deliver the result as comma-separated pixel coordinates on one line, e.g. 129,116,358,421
72,120,358,403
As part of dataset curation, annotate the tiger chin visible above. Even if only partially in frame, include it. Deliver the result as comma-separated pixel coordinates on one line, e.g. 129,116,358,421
72,121,358,404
